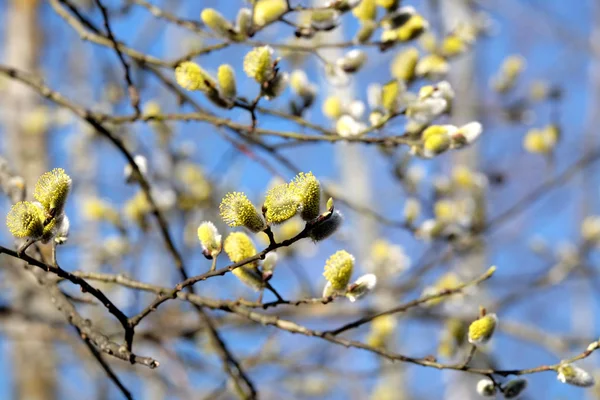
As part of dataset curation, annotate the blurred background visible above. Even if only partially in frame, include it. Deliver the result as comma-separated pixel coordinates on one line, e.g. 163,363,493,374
0,0,599,399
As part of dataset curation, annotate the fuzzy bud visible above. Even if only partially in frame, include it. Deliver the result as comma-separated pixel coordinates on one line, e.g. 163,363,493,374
502,379,527,399
403,198,421,225
355,21,377,43
253,0,287,27
557,363,595,387
391,47,419,82
263,183,300,224
322,98,343,120
290,70,316,100
398,13,428,41
219,192,266,232
244,46,275,84
34,168,72,217
217,64,237,98
323,250,355,291
475,379,496,397
224,232,257,263
201,8,236,39
197,221,222,256
376,0,399,10
263,72,288,100
336,50,367,73
6,201,45,240
309,210,343,242
236,8,253,38
423,131,451,158
290,172,321,221
415,54,449,79
124,155,148,184
336,115,364,137
262,252,278,273
346,273,377,302
310,9,340,30
468,313,498,345
175,61,217,92
381,6,415,30
381,80,402,113
451,122,483,148
352,0,376,21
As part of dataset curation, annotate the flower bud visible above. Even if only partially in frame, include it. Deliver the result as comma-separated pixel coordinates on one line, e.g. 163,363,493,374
34,168,72,217
310,9,340,30
336,115,364,137
263,183,300,224
391,47,419,82
323,250,355,291
290,172,321,221
468,313,498,345
415,54,449,78
476,379,496,397
492,54,525,93
124,155,148,184
581,216,600,243
217,64,237,98
376,0,399,10
262,72,288,100
309,210,343,242
332,0,362,12
381,79,402,113
236,8,253,38
355,20,377,43
557,363,595,387
346,273,377,302
243,46,275,84
219,192,266,232
423,131,451,158
253,0,287,27
381,6,415,30
262,252,278,273
441,34,467,58
416,218,445,241
352,0,376,21
54,215,70,245
336,50,367,73
395,11,428,41
290,70,316,100
201,8,236,39
197,221,222,256
406,98,447,126
403,198,421,225
451,122,483,148
502,379,527,399
523,125,558,154
224,232,257,263
434,199,456,223
6,201,45,240
175,61,217,92
322,95,344,119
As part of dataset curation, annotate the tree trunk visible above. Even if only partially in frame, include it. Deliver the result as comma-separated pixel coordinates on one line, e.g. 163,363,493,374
2,1,57,399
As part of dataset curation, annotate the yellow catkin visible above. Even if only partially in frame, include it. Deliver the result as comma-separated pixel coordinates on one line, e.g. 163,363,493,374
290,172,321,221
219,192,266,232
323,250,355,290
6,201,45,239
34,168,72,215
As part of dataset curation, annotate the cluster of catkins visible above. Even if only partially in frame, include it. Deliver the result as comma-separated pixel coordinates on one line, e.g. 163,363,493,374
6,168,71,253
197,172,376,301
